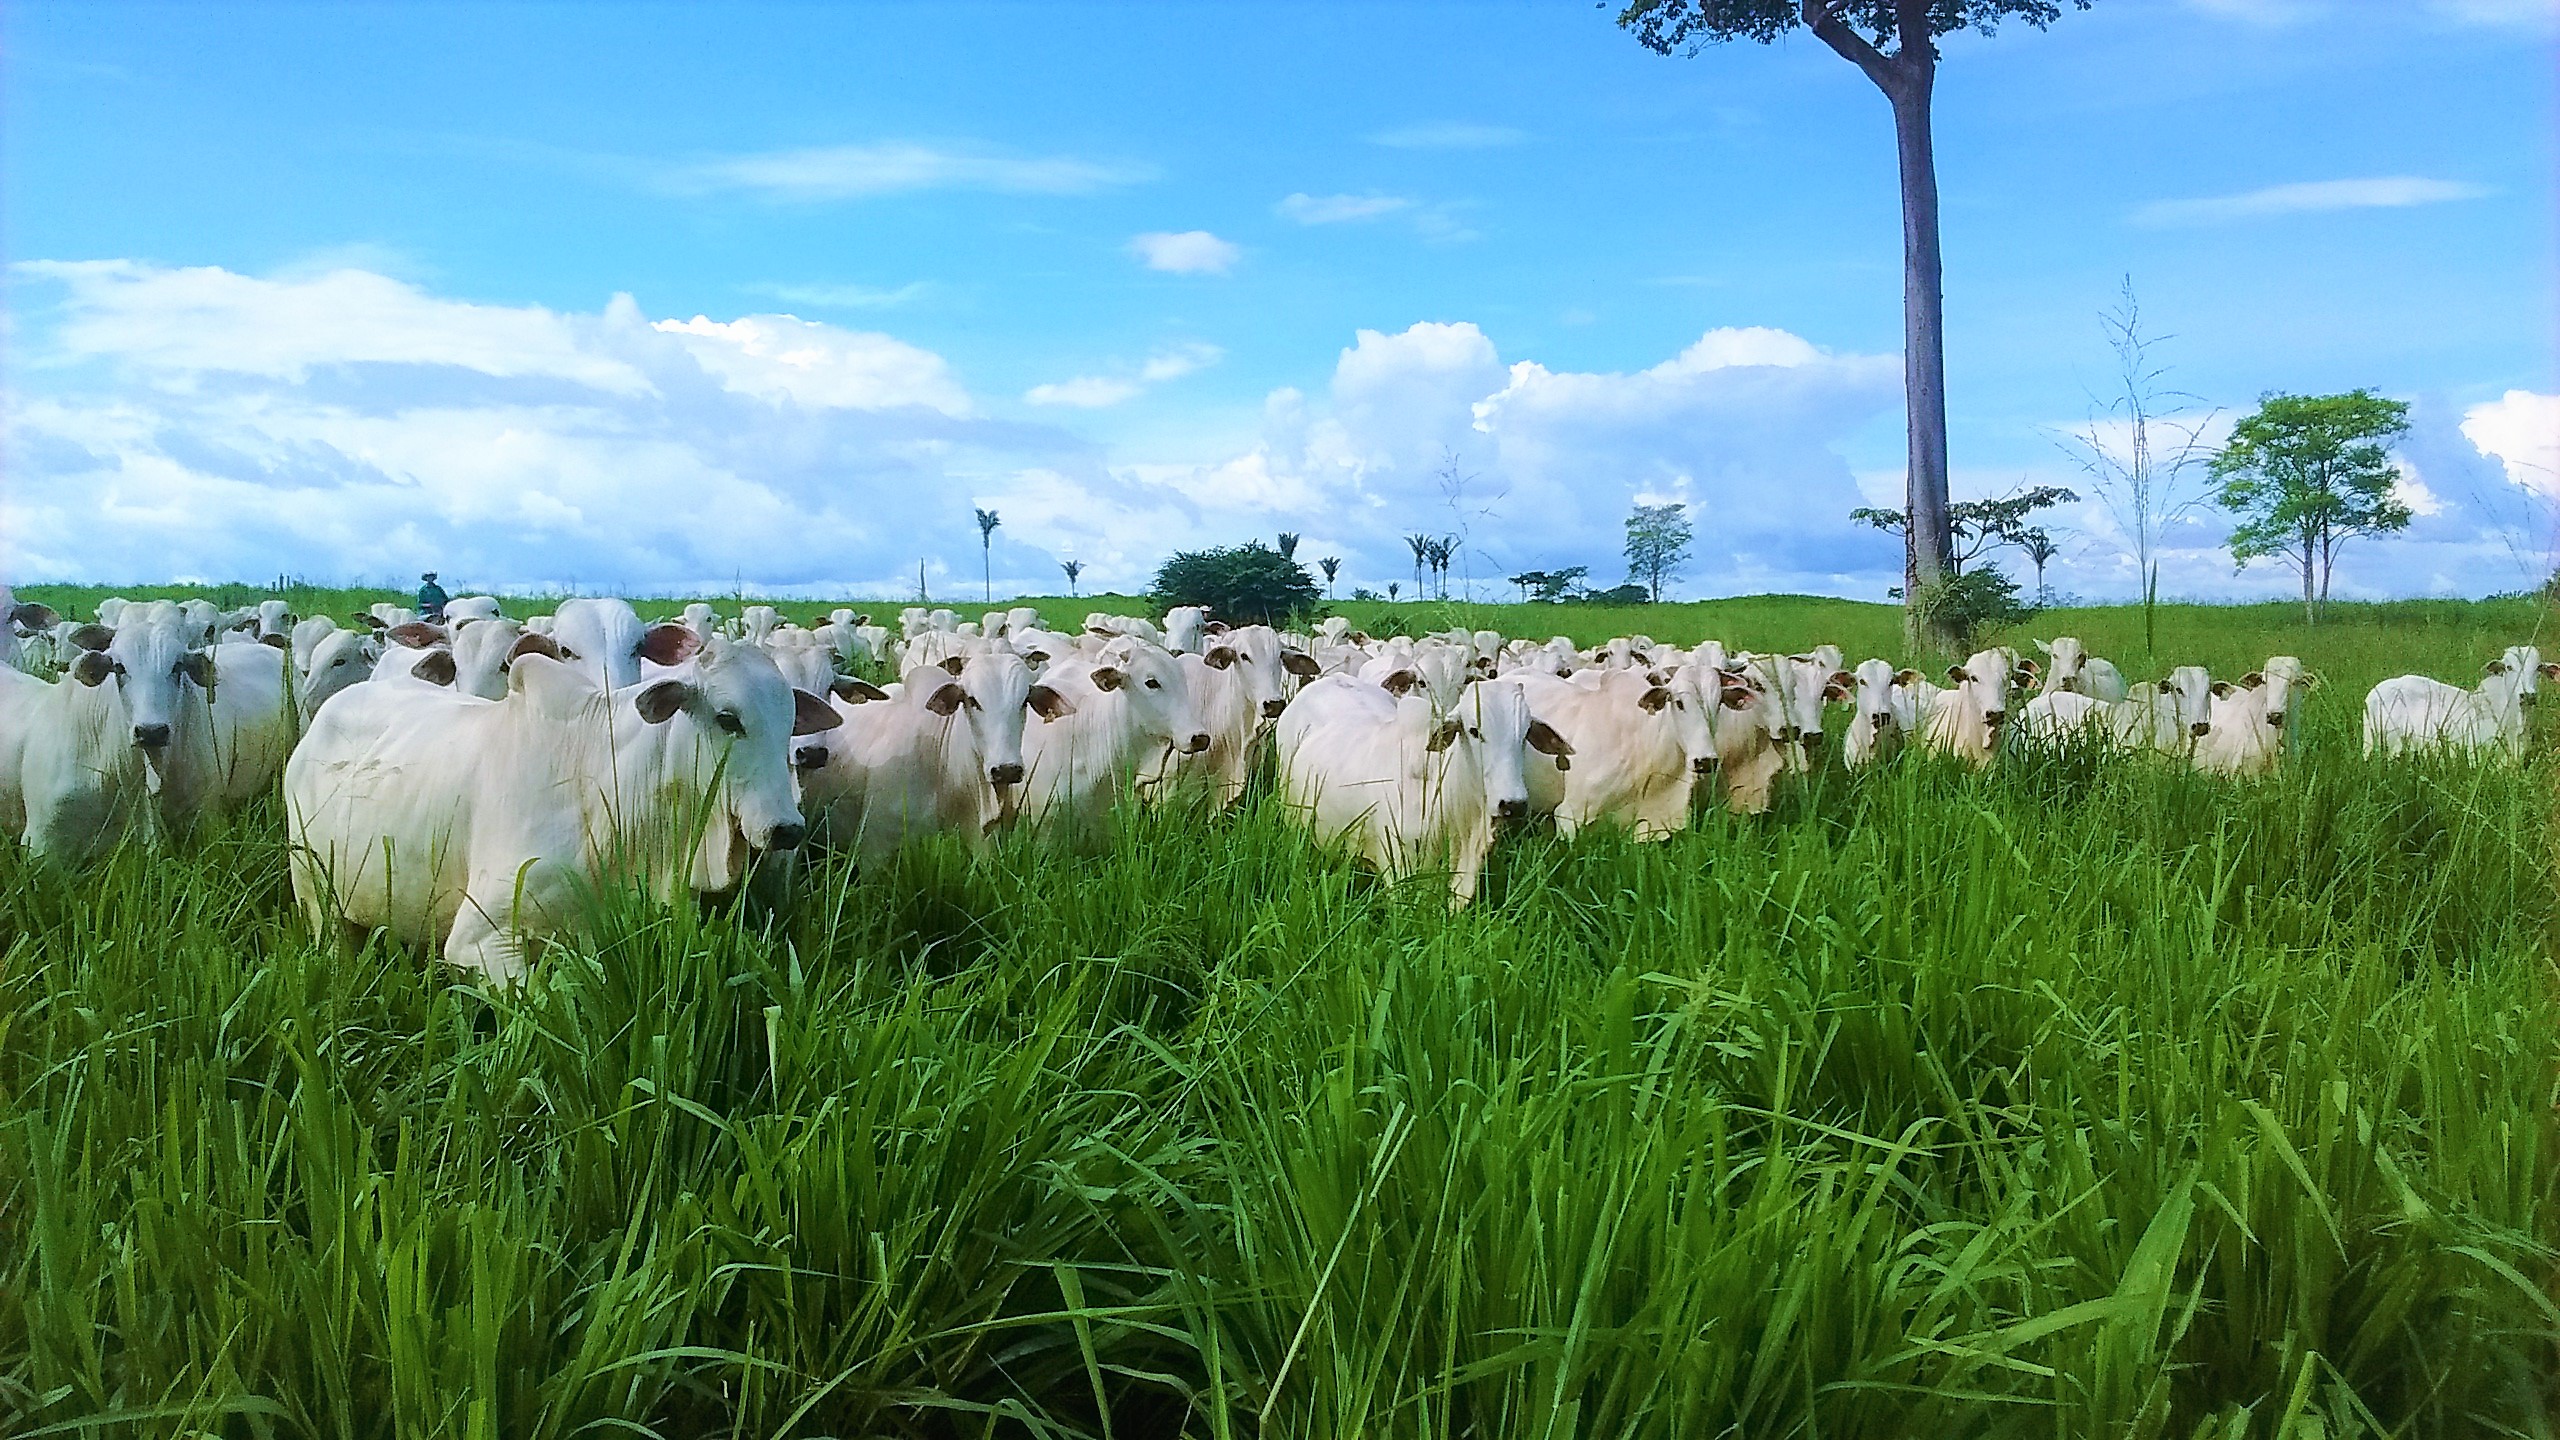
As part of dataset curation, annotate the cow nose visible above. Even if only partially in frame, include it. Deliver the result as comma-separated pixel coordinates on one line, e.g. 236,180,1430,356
989,762,1024,786
1800,730,1825,751
1780,725,1801,742
2265,711,2285,727
1261,698,1287,719
2060,678,2079,693
1184,731,1212,754
764,822,806,852
1984,710,2007,727
2190,720,2212,738
1493,797,1527,821
134,723,172,749
1691,756,1715,776
793,744,827,770
1871,712,1890,731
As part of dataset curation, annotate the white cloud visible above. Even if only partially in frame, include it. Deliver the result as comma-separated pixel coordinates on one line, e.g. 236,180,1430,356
1369,122,1526,149
664,141,1151,201
650,314,969,413
2462,390,2560,496
2187,0,2552,24
1277,192,1413,225
748,280,930,310
2135,176,2491,226
1129,230,1241,275
1026,343,1224,408
1024,376,1144,408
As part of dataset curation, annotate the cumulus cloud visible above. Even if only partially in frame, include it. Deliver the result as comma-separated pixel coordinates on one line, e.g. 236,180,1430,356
2460,390,2560,495
1368,122,1525,149
1130,230,1241,275
1025,343,1223,409
664,141,1151,201
2134,176,2491,226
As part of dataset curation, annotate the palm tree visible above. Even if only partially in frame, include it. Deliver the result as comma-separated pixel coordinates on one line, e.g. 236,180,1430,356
1388,582,1401,602
1060,559,1083,597
1404,533,1432,598
1423,537,1457,600
1276,532,1301,560
1318,556,1341,597
974,508,1001,602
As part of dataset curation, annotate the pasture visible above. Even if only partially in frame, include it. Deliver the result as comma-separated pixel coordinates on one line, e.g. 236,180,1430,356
3,593,2557,1437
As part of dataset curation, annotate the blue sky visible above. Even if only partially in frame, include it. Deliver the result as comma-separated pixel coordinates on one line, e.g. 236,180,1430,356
5,0,2552,601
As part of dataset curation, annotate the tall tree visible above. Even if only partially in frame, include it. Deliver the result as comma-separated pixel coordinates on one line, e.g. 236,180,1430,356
1616,0,2090,644
1276,532,1302,560
1059,558,1083,597
1404,533,1433,598
973,508,1001,603
2016,526,2060,605
1318,555,1342,597
1851,483,2077,577
2210,390,2413,625
1624,502,1695,604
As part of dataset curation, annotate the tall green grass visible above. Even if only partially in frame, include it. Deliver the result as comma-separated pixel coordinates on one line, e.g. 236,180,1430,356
1,602,2554,1436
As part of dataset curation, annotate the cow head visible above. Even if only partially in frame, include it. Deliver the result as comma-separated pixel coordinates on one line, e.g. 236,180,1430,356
94,616,215,761
1094,638,1210,756
628,637,831,880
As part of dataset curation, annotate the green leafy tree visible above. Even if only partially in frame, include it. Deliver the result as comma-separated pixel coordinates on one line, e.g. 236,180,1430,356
1615,0,2091,645
1059,558,1083,597
1317,556,1341,596
2210,390,2413,624
1852,484,2077,578
1151,542,1320,626
1624,502,1694,604
1510,566,1590,603
973,507,1001,603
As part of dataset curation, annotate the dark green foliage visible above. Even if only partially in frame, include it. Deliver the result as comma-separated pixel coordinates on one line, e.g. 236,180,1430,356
1616,0,2089,53
1150,542,1320,625
1624,502,1693,603
2212,390,2415,621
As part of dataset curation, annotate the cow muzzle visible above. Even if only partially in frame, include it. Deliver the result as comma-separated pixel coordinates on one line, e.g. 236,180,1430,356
1493,797,1527,822
1799,730,1825,753
989,762,1024,786
1691,756,1716,776
793,744,828,771
134,723,172,750
1983,710,2007,728
2264,711,2285,727
1183,731,1212,754
763,822,806,852
2190,721,2212,738
1261,698,1287,719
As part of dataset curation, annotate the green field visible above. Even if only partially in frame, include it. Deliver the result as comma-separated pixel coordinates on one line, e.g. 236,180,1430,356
4,595,2557,1436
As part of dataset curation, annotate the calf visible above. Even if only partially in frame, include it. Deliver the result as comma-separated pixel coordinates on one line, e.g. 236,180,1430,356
2033,636,2129,703
1019,637,1209,842
1913,647,2021,767
1842,659,1921,770
800,653,1054,862
285,637,836,980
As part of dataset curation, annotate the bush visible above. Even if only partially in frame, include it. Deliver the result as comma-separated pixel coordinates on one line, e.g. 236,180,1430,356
1582,583,1651,605
1151,543,1321,626
1914,564,2031,647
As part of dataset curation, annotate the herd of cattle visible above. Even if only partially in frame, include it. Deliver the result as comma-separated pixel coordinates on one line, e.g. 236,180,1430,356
0,586,2551,978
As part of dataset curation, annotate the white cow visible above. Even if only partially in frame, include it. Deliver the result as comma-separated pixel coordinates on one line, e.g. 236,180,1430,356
285,636,836,980
0,650,152,861
1505,667,1728,839
800,653,1060,862
2033,636,2129,703
1914,647,2022,767
2,589,58,673
1163,626,1317,808
2022,665,2213,758
1745,650,1853,771
298,629,382,721
443,595,503,627
761,626,840,695
1842,660,1921,770
550,598,691,690
1276,676,1555,906
740,605,781,646
2362,648,2557,760
1018,637,1208,842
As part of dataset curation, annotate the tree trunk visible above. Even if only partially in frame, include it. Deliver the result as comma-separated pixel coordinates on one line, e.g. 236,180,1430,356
2300,540,2316,627
1890,75,1959,649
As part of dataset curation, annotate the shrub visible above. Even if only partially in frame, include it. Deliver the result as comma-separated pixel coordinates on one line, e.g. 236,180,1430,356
1152,543,1321,626
1913,564,2031,647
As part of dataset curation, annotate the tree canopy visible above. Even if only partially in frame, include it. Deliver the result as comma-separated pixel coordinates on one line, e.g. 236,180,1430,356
1851,484,2077,578
1617,0,2086,54
2210,390,2412,624
1151,543,1320,626
1624,503,1695,604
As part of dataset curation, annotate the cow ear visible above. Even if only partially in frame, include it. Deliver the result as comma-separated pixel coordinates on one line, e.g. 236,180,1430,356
11,602,58,632
70,652,115,686
791,689,842,735
1281,651,1321,678
2014,658,2040,679
832,676,891,703
1823,670,1854,701
1089,665,1126,692
66,624,114,652
1204,646,1238,670
2033,637,2052,654
508,631,565,665
2209,681,2235,699
1892,668,1920,687
1945,665,1970,683
1027,683,1078,721
258,633,290,651
638,623,701,667
352,612,386,630
2484,658,2510,675
388,622,445,650
413,650,458,688
1720,682,1757,710
1380,669,1421,697
854,614,871,626
923,681,969,716
941,654,968,676
1426,718,1462,752
633,677,693,723
1203,620,1230,635
2240,671,2265,689
2301,669,2325,688
1638,685,1673,713
1527,719,1575,757
2540,662,2560,681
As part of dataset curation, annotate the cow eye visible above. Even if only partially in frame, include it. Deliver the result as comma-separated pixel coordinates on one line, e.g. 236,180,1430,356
1144,677,1162,689
714,711,745,736
1468,726,1483,740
